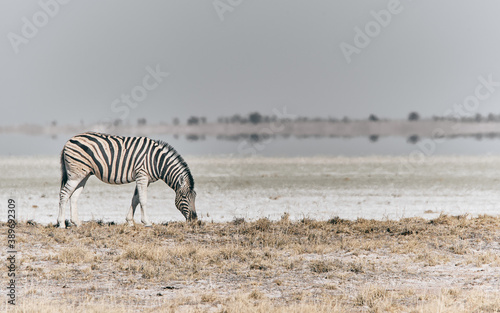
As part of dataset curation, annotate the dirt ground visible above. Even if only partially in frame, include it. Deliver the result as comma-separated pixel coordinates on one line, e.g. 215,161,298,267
2,215,500,312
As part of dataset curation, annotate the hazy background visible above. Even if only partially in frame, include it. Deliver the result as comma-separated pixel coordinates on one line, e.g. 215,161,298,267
2,0,500,127
3,1,500,225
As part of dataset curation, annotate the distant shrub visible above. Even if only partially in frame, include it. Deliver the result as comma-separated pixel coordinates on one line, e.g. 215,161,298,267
187,116,199,125
249,112,262,124
408,112,420,121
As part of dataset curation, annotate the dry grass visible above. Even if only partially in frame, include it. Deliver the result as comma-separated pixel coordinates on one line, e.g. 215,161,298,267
3,214,500,312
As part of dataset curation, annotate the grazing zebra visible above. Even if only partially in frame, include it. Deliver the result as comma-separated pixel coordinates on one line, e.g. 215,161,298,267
57,132,197,228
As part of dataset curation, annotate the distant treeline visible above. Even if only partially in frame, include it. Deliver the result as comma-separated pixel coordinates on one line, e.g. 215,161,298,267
54,111,500,128
8,110,500,142
431,113,500,122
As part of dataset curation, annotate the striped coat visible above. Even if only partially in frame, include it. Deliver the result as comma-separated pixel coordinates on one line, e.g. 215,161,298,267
58,132,196,228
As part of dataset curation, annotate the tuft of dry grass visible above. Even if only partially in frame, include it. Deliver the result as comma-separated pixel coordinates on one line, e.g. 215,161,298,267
54,246,96,264
354,285,390,309
309,260,334,273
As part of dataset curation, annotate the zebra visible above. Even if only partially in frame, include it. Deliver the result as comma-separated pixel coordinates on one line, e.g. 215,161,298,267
57,132,197,228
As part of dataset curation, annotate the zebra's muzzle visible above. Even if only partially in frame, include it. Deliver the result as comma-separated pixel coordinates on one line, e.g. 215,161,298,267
188,211,197,221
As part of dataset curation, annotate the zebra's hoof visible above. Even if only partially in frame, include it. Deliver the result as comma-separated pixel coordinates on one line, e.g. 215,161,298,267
67,220,81,228
127,221,135,227
144,223,152,227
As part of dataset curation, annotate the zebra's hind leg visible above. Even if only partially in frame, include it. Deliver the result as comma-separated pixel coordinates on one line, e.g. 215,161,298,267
58,177,84,228
69,175,90,227
126,187,140,226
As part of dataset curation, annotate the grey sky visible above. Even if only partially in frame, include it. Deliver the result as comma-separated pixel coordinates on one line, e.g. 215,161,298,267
2,0,500,126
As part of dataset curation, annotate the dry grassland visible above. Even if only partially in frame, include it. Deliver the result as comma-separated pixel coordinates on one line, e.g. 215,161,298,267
3,214,500,312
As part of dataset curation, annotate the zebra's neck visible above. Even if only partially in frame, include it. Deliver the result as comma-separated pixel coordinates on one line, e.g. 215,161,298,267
155,143,194,191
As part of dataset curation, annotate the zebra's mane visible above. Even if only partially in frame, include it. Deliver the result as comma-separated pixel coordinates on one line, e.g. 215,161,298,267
155,139,195,189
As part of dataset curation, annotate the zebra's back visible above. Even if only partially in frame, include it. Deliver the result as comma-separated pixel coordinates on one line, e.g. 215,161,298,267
62,132,154,184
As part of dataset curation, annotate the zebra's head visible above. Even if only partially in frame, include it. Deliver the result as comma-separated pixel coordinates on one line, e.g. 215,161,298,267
175,175,197,221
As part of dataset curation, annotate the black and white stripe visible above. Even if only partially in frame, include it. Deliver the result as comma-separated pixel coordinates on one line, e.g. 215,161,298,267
58,132,196,228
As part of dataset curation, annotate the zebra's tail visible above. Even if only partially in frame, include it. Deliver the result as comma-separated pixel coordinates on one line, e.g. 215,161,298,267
60,149,68,190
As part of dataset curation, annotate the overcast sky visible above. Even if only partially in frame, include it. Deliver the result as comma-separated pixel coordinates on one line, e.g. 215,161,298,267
2,0,500,126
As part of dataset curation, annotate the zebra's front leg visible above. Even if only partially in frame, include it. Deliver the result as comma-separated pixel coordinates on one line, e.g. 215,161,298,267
126,187,140,226
136,178,152,227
